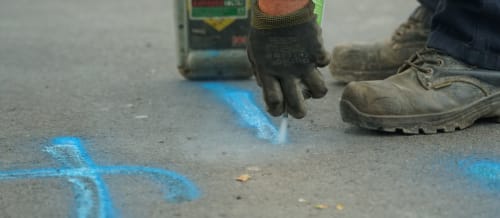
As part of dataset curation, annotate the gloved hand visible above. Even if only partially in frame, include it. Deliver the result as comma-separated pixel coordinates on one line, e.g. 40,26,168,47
248,1,330,119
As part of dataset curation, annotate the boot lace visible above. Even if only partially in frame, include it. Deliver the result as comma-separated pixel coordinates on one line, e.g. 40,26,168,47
397,48,442,74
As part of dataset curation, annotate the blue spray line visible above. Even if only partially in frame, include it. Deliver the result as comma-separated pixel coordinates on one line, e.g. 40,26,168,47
0,137,200,218
458,157,500,189
0,166,201,202
67,178,94,218
47,137,115,218
202,83,281,144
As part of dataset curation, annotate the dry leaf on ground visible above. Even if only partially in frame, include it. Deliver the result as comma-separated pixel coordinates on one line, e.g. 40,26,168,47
236,174,251,182
315,204,328,209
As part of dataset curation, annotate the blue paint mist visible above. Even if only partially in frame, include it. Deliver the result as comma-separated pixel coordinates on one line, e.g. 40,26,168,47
459,157,500,189
0,137,200,218
203,83,281,144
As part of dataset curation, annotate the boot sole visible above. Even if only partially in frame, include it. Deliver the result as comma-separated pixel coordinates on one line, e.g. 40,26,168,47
340,93,500,134
329,67,395,83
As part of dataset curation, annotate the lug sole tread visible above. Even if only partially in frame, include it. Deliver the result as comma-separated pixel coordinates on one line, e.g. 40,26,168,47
340,93,500,135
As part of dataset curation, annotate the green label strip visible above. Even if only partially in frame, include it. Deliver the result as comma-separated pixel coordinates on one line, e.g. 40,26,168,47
312,0,324,25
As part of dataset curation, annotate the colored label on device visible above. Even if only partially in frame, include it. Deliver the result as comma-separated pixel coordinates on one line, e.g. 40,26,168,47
190,0,249,19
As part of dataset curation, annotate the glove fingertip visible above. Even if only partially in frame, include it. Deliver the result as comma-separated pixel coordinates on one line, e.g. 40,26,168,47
265,97,284,117
316,53,331,68
313,86,328,99
289,110,306,119
267,107,284,117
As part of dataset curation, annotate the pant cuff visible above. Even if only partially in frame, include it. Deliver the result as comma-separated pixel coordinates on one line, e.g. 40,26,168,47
428,31,500,71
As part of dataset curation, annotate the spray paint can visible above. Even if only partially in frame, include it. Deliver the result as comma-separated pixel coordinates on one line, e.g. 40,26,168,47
175,0,254,80
312,0,325,25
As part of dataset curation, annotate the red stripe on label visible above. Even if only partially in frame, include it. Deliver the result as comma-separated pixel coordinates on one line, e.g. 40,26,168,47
192,0,225,7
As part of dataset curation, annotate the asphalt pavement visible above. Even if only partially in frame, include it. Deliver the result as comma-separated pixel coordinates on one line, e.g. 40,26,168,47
1,0,500,217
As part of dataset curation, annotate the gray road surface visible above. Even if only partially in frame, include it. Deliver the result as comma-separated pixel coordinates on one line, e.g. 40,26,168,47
1,0,500,217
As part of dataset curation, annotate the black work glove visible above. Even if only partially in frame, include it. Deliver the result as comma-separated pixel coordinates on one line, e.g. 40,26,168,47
248,1,330,119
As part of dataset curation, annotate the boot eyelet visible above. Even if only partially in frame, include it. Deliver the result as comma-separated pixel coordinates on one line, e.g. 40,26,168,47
437,59,445,66
426,68,434,74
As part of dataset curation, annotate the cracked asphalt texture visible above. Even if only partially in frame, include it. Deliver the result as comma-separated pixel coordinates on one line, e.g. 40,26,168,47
1,0,500,217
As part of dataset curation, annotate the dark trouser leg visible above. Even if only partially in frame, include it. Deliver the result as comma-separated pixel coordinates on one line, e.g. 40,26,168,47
417,0,439,11
427,0,500,70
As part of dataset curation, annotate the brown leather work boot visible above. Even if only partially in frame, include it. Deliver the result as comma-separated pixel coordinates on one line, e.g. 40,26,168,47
340,48,500,134
330,6,432,83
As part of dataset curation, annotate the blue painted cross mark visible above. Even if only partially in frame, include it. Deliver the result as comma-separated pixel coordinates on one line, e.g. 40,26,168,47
0,137,200,218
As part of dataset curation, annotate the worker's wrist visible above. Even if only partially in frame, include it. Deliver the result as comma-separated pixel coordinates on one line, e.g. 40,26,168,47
258,0,310,16
251,1,315,30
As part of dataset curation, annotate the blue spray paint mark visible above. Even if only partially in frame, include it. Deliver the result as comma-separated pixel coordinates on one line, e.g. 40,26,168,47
45,137,115,218
206,50,220,57
0,137,200,218
46,142,95,217
458,157,500,189
202,83,280,144
68,178,94,218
